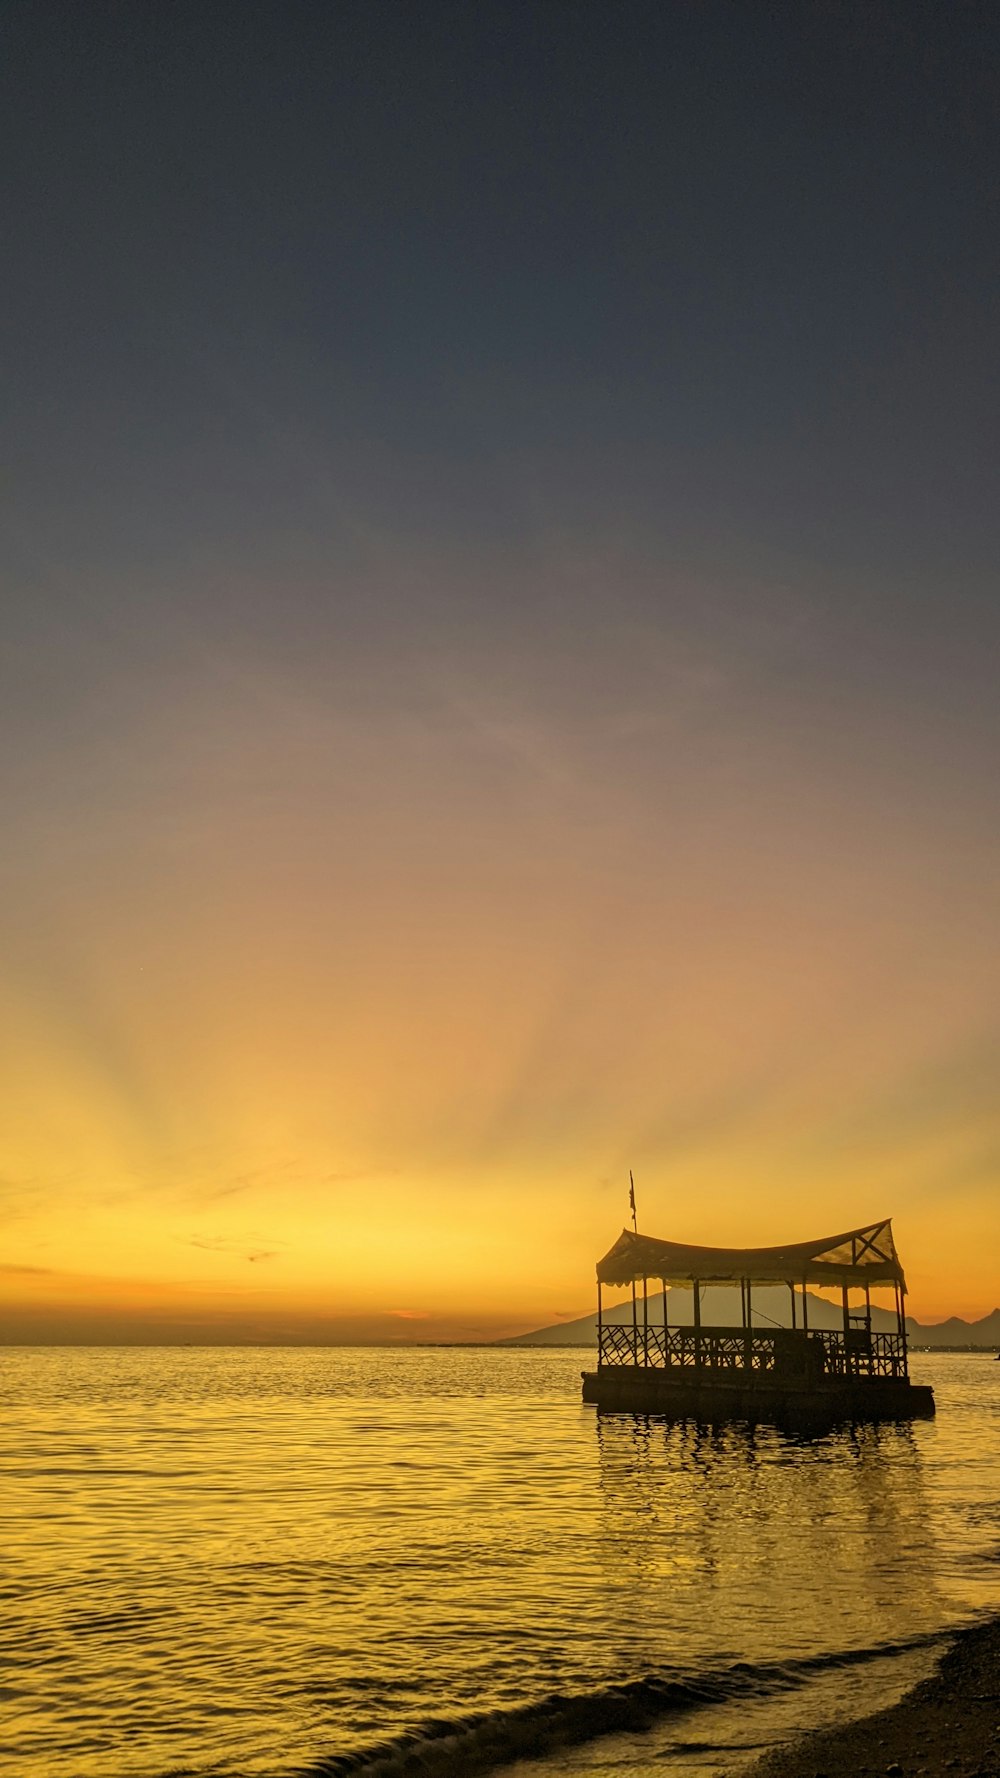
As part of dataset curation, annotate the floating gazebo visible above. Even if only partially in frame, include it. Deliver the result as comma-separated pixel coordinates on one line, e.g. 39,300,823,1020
581,1219,935,1423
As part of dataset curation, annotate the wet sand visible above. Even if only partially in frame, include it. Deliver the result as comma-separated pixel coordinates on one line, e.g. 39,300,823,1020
746,1620,1000,1778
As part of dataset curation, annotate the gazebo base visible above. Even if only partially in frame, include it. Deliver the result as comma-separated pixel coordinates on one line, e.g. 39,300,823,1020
581,1366,935,1426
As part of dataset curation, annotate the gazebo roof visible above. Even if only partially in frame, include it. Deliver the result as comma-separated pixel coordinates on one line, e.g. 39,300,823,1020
596,1219,905,1291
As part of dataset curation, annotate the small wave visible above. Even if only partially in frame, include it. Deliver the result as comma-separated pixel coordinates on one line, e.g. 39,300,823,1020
297,1632,944,1778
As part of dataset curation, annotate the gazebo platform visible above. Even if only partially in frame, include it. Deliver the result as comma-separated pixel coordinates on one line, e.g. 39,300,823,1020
582,1219,935,1426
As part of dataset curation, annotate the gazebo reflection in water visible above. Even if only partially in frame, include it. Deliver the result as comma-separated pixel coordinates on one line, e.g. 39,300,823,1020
582,1220,935,1424
590,1411,945,1674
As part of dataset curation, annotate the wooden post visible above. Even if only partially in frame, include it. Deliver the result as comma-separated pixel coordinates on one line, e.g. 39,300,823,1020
693,1276,701,1370
642,1274,649,1368
841,1284,850,1333
789,1282,796,1330
631,1278,637,1365
864,1282,871,1332
897,1279,909,1376
801,1279,809,1332
597,1278,603,1365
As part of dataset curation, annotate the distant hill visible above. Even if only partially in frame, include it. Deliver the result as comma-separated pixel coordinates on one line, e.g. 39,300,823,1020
501,1287,1000,1348
906,1309,1000,1348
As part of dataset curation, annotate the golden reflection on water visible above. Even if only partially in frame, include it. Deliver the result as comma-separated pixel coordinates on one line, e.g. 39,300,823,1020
593,1414,943,1662
1,1349,995,1778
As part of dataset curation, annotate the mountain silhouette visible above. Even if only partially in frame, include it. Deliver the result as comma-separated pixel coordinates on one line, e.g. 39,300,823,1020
502,1289,1000,1348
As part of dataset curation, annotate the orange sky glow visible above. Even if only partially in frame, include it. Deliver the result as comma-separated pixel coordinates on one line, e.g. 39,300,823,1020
3,591,998,1341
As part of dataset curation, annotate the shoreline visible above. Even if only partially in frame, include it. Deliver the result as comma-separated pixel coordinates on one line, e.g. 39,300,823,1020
743,1618,1000,1778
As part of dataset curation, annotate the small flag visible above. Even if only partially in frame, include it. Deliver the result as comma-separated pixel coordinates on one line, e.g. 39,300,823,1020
629,1169,637,1231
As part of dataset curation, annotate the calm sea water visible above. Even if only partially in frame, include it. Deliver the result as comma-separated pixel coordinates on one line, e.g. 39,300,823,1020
1,1349,998,1778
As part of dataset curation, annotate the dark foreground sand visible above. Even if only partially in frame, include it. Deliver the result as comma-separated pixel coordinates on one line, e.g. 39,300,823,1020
746,1620,1000,1778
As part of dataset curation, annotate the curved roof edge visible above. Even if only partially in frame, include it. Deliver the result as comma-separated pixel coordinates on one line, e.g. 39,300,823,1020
596,1219,906,1291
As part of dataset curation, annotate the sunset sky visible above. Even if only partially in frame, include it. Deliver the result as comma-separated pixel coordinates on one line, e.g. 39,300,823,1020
3,3,998,1340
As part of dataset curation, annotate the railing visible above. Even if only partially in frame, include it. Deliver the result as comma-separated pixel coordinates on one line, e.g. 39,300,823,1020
598,1322,907,1381
809,1328,907,1378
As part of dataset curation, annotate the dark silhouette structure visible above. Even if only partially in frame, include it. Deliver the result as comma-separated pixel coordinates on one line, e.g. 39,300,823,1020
582,1219,935,1423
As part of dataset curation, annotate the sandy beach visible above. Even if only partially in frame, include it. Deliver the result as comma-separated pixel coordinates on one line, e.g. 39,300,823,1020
747,1620,1000,1778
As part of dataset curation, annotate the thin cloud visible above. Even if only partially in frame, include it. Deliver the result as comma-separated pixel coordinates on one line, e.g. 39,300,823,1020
185,1234,289,1263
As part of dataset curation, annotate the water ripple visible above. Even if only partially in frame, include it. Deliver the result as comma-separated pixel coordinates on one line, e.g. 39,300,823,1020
0,1348,995,1777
